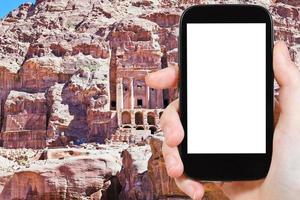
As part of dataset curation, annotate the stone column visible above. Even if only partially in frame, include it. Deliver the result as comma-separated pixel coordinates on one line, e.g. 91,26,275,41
145,86,150,109
116,77,123,111
117,111,122,127
129,77,134,110
116,78,123,127
131,110,135,126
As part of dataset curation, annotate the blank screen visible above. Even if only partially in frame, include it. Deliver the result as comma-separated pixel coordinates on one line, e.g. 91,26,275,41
187,23,266,154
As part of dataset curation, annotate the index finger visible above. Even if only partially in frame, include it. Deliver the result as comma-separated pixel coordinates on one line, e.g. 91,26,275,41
145,65,179,89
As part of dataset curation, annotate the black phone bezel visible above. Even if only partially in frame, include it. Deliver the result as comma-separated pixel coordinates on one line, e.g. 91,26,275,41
179,5,274,181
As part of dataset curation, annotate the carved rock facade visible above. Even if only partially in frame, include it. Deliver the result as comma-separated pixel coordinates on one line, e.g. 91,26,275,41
0,0,298,199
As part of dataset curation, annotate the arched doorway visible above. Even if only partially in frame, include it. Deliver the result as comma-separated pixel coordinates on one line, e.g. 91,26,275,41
149,126,157,134
135,112,143,125
122,111,131,124
147,112,155,125
136,126,144,130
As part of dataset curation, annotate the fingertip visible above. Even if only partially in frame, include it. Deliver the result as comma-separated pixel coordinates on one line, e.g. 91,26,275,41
162,142,184,178
163,124,184,147
175,177,204,200
145,67,178,89
145,72,155,87
160,101,184,147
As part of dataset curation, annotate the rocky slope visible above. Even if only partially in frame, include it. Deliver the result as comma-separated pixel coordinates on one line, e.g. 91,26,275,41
0,0,299,199
0,146,124,199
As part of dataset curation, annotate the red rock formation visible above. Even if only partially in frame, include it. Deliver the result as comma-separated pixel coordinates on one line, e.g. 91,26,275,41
0,154,121,199
148,134,188,198
72,43,110,59
141,12,181,28
87,109,118,143
2,131,46,149
46,83,74,145
1,91,47,149
0,0,298,199
2,91,46,132
273,0,300,7
148,133,228,199
39,148,90,160
44,55,112,145
270,2,300,64
118,145,153,200
64,67,112,143
19,58,70,92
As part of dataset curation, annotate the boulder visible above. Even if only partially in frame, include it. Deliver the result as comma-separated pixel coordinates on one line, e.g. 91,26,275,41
0,154,121,200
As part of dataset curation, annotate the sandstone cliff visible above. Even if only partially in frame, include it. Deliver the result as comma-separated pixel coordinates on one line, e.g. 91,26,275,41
0,0,298,199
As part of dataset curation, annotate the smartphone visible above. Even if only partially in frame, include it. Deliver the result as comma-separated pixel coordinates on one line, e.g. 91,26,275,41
179,5,274,181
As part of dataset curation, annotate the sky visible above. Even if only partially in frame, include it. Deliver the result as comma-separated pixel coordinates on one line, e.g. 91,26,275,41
0,0,35,19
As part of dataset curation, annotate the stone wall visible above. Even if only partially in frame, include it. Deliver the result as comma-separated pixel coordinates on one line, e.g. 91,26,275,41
2,130,46,149
1,91,47,148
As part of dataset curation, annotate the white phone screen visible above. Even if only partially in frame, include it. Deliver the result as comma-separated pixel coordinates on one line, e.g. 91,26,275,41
187,23,266,154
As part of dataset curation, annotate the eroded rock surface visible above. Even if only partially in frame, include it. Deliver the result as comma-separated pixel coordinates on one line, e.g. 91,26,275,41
0,0,298,199
149,133,229,200
0,154,121,200
118,144,153,200
1,91,47,149
0,0,298,146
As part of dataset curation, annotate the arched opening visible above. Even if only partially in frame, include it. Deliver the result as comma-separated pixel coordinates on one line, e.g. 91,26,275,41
149,126,157,134
135,112,143,125
122,111,131,124
136,126,144,130
159,111,163,119
123,125,131,129
147,112,155,125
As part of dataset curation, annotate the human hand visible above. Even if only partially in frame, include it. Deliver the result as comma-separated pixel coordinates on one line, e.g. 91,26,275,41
145,41,300,200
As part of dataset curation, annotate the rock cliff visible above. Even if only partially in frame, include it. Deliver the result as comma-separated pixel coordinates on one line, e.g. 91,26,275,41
0,0,298,199
0,154,122,199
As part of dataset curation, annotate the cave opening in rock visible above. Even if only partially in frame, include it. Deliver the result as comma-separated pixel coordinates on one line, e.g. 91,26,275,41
136,126,144,130
149,126,157,134
135,112,143,125
122,111,131,124
147,112,155,125
111,101,116,109
137,99,143,107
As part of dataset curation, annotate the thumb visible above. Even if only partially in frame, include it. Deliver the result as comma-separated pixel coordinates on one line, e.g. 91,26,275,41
273,41,300,135
273,41,300,87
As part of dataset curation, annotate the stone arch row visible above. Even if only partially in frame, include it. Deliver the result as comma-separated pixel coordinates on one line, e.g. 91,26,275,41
121,110,163,126
122,125,157,135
